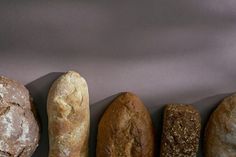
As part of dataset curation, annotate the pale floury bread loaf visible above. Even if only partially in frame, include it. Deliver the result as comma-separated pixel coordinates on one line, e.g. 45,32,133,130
0,76,39,157
47,71,89,157
205,94,236,157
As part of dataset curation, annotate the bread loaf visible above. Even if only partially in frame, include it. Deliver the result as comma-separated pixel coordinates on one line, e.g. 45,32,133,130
96,92,154,157
47,71,89,157
160,104,201,157
0,76,39,157
205,94,236,157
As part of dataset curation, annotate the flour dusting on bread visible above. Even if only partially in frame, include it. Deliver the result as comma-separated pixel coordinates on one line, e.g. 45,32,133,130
18,119,30,142
1,108,14,137
0,84,7,99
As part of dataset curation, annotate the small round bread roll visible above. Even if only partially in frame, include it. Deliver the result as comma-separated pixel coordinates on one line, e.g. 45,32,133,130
0,76,39,157
96,92,154,157
205,94,236,157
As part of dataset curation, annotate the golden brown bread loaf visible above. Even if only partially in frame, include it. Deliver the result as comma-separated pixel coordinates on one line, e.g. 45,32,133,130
205,94,236,157
96,92,154,157
160,104,201,157
0,76,39,157
47,71,89,157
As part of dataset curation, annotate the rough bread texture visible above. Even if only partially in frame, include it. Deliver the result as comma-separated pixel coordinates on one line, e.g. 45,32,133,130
47,71,89,157
205,94,236,157
0,76,39,157
96,92,154,157
160,104,201,157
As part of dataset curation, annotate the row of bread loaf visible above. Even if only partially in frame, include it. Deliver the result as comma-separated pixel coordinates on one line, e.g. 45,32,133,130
0,70,234,157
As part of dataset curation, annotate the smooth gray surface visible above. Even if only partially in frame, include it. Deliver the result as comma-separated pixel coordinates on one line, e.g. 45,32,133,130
0,0,236,104
1,0,236,156
1,1,236,105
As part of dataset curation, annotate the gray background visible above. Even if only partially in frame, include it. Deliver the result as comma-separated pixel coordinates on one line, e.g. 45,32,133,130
1,0,236,156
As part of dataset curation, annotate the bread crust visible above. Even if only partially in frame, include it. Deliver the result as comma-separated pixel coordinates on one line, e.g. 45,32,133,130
205,94,236,157
160,104,201,157
47,71,89,157
96,92,154,157
0,76,39,157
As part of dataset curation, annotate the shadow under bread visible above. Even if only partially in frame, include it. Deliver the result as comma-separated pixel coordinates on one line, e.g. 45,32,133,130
26,72,63,157
89,93,121,157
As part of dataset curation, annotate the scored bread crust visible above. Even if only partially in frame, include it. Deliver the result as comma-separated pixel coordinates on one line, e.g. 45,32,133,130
0,76,39,157
160,104,201,157
47,71,89,157
204,94,236,157
96,92,154,157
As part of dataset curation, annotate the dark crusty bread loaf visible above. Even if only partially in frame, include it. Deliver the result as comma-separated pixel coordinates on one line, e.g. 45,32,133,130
0,76,39,157
204,94,236,157
96,92,154,157
160,104,201,157
47,71,89,157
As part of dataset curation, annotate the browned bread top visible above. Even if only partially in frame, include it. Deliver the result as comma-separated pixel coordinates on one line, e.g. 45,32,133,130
0,76,39,157
160,104,201,157
96,92,154,157
204,94,236,157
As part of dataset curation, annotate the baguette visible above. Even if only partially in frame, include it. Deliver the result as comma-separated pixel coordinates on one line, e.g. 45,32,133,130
47,71,89,157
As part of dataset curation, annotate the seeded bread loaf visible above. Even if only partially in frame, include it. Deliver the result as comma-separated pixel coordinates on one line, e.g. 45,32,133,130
0,76,39,157
47,71,89,157
160,104,201,157
96,92,154,157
